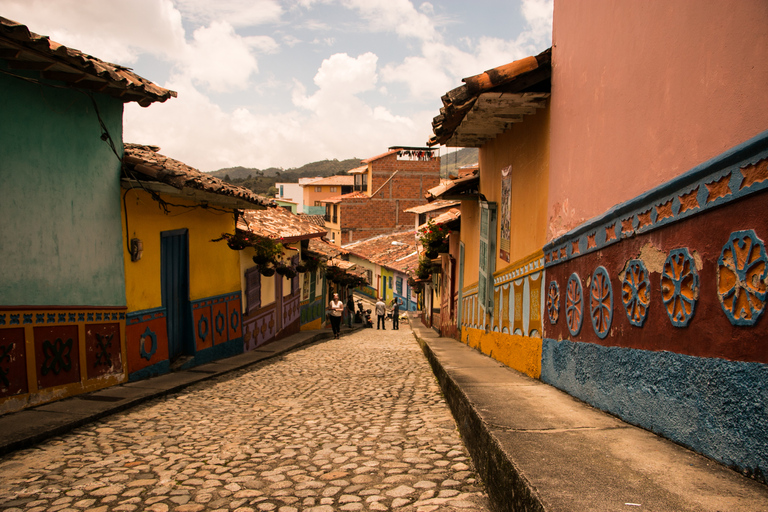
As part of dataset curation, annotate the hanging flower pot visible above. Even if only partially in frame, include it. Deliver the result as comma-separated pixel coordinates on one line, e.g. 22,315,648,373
275,263,297,279
425,248,439,259
295,263,308,273
259,266,276,277
253,254,271,265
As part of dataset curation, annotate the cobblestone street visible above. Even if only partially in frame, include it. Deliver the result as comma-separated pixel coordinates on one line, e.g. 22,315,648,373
0,324,490,512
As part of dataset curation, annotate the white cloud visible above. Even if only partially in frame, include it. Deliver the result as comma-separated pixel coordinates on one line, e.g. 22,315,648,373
178,21,265,92
0,0,186,64
173,0,283,27
341,0,440,42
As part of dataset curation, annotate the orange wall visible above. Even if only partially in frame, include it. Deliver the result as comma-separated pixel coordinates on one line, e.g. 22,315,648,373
548,0,768,240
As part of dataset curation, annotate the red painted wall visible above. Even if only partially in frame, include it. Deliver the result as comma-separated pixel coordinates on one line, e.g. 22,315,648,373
548,0,768,240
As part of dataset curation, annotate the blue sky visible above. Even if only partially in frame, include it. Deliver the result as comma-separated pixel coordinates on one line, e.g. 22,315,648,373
1,0,552,171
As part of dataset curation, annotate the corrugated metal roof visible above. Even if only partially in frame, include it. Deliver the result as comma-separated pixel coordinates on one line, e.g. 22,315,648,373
123,144,274,209
405,199,461,214
239,207,327,243
428,49,551,147
0,16,176,106
345,231,418,273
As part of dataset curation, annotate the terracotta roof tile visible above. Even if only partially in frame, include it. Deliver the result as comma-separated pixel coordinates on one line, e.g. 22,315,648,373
405,199,461,214
298,214,326,227
304,175,354,186
361,149,399,164
238,207,326,243
0,16,176,106
123,144,274,209
345,231,419,273
428,49,551,147
308,238,348,258
321,191,369,203
418,208,461,230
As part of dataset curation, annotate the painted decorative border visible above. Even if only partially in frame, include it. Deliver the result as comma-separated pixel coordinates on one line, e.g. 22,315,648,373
544,131,768,267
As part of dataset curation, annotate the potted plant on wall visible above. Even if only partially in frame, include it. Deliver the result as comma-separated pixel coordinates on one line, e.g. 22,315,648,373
275,261,297,279
419,220,448,258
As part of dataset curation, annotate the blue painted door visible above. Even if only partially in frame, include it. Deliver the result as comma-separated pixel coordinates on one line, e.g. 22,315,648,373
161,229,191,361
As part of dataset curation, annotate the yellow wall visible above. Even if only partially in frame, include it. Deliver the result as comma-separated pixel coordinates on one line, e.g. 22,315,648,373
479,103,550,268
122,189,241,311
463,328,542,378
459,199,480,291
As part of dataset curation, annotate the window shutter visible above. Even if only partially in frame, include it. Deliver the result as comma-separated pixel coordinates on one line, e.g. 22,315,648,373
478,201,497,320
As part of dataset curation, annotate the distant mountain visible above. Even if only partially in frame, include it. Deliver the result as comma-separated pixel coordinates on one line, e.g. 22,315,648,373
209,158,363,196
441,148,478,178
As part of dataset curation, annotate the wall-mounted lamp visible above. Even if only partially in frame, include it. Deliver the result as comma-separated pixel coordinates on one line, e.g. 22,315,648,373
130,238,144,262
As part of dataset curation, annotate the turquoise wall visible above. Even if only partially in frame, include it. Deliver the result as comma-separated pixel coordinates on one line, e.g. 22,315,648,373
0,68,126,306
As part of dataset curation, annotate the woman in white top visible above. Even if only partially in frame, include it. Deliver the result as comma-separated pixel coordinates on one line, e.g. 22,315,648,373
329,293,344,339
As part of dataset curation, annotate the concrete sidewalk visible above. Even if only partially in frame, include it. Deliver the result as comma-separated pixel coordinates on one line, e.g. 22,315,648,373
0,323,362,457
407,312,768,512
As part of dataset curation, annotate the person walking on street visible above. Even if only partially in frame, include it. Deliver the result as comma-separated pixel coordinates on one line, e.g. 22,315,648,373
346,294,355,328
329,293,344,339
392,298,401,329
375,297,386,330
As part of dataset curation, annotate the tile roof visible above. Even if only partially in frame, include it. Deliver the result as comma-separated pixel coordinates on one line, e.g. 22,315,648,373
123,144,274,209
426,170,480,201
238,207,326,243
0,17,176,106
347,165,368,174
418,208,461,230
304,175,354,186
405,199,461,214
345,231,419,273
321,191,369,204
298,214,326,227
307,238,348,259
428,48,551,147
362,149,399,164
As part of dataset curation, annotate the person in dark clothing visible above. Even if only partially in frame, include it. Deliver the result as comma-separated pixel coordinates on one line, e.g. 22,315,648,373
392,298,401,329
346,294,355,327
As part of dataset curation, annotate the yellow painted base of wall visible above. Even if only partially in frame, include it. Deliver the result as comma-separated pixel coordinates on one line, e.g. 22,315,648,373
301,318,323,330
0,373,125,416
462,327,542,379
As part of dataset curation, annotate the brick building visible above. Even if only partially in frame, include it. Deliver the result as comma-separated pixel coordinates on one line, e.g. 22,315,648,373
322,147,441,245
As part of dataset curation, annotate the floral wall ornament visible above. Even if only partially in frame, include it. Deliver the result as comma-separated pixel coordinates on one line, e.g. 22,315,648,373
622,259,651,327
717,229,768,325
547,280,560,324
590,266,613,338
661,248,699,327
566,273,583,336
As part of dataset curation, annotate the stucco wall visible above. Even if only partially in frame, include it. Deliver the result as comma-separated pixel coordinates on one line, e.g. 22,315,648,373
0,70,126,306
480,104,550,265
548,0,768,239
122,189,241,311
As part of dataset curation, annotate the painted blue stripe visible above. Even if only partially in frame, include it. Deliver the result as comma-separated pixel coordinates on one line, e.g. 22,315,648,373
126,306,166,325
191,291,241,308
541,338,768,479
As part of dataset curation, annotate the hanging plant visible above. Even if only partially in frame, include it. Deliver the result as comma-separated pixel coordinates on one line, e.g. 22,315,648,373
259,266,276,277
295,262,308,273
275,262,297,279
419,219,448,252
415,256,435,280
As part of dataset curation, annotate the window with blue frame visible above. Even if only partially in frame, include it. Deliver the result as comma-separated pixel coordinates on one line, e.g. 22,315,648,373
396,276,403,295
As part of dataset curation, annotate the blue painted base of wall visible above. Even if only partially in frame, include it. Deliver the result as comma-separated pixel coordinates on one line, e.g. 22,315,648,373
194,337,244,365
541,338,768,483
128,360,170,382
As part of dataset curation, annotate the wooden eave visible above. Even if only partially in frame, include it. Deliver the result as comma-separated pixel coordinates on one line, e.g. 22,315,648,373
428,48,551,148
121,179,263,210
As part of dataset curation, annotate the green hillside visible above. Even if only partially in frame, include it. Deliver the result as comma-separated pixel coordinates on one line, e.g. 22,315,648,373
441,148,478,177
209,158,363,196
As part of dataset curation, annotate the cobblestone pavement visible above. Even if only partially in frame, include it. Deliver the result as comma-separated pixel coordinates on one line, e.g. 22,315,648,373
0,324,490,512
